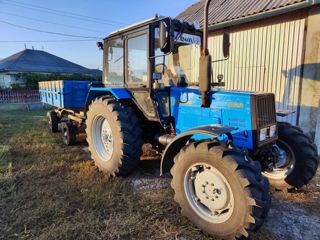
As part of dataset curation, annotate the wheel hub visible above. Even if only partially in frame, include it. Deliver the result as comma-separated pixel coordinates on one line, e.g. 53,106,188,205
262,140,296,179
194,170,230,211
184,164,234,223
92,115,114,161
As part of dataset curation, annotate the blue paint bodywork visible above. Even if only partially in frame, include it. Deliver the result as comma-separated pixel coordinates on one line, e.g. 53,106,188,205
39,80,92,109
85,87,131,107
88,87,132,100
39,82,132,110
169,87,254,149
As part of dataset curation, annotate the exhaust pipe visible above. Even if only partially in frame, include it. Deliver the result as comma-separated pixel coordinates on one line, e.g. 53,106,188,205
199,0,212,107
202,0,211,56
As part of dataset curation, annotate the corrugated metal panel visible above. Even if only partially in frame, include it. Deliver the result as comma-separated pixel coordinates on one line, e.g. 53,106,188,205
207,18,305,124
176,0,310,27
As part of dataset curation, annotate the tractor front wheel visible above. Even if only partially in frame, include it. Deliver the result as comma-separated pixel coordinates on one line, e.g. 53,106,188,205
170,141,270,239
262,122,319,190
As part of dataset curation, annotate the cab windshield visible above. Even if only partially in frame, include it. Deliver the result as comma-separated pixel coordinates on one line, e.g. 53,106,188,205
154,30,201,86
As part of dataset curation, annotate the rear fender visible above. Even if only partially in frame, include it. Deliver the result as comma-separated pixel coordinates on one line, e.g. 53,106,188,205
86,87,132,107
160,124,237,175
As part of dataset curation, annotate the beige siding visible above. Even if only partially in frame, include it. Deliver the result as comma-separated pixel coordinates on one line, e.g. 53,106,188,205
208,18,306,124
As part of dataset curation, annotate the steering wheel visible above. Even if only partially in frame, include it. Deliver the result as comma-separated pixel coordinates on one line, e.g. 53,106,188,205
154,63,167,73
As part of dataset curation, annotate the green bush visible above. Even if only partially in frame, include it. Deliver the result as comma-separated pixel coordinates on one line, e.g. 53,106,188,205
18,73,101,90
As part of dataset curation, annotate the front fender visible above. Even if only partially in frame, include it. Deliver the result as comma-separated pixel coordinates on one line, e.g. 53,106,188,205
160,124,237,175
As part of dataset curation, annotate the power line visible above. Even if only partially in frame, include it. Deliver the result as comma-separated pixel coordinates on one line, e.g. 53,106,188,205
7,0,127,25
0,39,99,43
0,0,126,27
0,19,103,39
0,11,108,34
6,0,126,25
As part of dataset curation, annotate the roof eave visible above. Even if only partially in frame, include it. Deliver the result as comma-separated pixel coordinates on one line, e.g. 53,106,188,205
207,1,316,31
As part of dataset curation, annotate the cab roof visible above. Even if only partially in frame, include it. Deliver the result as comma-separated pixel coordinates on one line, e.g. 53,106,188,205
105,16,165,39
105,16,199,40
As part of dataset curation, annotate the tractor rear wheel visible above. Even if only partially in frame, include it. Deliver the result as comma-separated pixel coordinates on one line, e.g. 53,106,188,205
262,122,319,190
170,141,270,239
86,97,143,176
47,111,58,133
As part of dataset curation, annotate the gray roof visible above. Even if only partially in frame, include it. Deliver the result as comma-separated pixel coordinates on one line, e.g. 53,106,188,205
0,49,101,77
176,0,317,28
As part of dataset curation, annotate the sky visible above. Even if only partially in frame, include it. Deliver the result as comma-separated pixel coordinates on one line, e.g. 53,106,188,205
0,0,197,70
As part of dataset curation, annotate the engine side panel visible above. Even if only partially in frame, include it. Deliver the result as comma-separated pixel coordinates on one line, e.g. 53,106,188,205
170,87,254,149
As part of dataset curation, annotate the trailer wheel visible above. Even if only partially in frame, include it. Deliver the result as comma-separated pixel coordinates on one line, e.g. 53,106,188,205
86,97,143,176
47,111,58,133
171,141,270,239
61,122,76,146
262,123,319,190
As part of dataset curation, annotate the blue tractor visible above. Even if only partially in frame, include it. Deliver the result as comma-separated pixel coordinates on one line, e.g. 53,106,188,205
42,1,318,238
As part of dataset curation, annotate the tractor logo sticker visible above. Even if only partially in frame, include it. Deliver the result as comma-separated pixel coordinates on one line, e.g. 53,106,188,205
228,102,244,108
155,28,201,45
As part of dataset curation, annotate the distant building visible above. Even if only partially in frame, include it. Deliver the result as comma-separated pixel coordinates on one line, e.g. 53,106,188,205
0,49,102,88
177,0,320,149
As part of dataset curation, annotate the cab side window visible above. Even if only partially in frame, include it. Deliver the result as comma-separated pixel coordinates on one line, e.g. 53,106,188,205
104,38,124,86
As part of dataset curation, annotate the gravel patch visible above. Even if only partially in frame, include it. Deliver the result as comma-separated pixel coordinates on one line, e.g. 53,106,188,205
265,200,320,240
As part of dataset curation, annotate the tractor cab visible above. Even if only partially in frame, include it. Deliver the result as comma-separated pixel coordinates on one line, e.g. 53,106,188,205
99,16,203,122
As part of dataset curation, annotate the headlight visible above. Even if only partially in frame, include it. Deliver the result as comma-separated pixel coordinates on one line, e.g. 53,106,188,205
270,125,276,137
259,128,267,141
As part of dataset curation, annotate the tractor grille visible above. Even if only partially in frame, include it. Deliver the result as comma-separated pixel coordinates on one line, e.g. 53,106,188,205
253,94,276,128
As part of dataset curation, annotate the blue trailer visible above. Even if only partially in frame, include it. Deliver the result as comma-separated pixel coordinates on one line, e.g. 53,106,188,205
40,3,318,239
39,80,92,110
39,80,95,145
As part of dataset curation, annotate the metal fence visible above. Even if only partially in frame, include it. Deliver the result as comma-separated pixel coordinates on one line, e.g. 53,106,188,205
0,90,40,104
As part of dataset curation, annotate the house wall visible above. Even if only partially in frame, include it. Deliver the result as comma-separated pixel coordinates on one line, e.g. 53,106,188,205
299,6,320,151
206,17,306,126
0,73,15,88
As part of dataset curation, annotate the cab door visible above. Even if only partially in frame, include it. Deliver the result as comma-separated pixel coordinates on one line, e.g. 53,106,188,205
125,31,160,121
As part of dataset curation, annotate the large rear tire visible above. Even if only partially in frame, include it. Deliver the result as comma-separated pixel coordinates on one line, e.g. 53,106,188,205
85,97,143,176
171,141,270,239
262,122,319,190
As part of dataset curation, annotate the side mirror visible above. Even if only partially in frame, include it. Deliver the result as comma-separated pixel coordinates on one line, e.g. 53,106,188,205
97,42,104,50
222,32,230,58
159,20,173,53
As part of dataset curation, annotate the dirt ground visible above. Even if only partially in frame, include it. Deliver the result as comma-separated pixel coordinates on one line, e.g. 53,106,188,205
126,161,320,240
0,109,319,240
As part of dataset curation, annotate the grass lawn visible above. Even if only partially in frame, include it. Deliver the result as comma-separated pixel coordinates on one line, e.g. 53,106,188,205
0,110,277,240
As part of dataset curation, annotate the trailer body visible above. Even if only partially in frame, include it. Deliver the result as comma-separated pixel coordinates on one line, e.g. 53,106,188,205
39,80,92,110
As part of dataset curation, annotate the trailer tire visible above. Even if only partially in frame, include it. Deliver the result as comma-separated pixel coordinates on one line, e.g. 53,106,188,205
86,97,143,176
171,141,270,239
47,111,58,133
61,122,76,146
262,123,319,190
